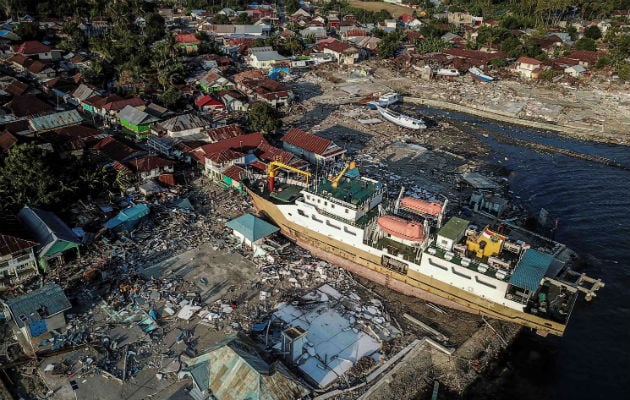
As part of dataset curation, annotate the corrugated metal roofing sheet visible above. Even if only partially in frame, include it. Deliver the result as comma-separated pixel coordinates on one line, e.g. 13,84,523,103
118,105,157,125
282,127,333,155
29,110,83,131
226,213,279,242
6,284,71,328
509,249,554,292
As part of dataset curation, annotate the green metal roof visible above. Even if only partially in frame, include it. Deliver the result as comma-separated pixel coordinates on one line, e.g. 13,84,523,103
438,217,469,240
509,249,554,292
226,213,279,243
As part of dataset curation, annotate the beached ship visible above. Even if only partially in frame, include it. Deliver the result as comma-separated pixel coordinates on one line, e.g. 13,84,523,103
468,67,495,83
374,105,426,130
245,162,604,337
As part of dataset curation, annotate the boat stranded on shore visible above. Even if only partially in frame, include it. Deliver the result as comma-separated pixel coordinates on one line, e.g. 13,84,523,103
245,161,604,337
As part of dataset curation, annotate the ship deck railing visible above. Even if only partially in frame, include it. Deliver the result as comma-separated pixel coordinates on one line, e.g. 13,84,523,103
316,205,380,228
429,247,514,282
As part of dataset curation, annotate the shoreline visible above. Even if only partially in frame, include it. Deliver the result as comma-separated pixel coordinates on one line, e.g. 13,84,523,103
404,96,622,145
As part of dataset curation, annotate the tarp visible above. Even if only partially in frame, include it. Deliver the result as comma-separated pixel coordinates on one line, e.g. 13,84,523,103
105,204,150,232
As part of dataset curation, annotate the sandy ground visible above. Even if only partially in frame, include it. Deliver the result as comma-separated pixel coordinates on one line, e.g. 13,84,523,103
348,1,415,18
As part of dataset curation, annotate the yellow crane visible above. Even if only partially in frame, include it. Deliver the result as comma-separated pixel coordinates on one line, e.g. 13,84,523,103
267,161,312,192
330,161,356,188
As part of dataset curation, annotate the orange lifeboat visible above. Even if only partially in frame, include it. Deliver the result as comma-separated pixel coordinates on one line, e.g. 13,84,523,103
378,215,424,242
400,197,442,217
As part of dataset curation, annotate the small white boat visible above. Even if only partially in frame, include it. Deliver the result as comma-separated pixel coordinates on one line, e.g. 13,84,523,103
375,105,426,130
435,68,459,77
468,66,494,82
378,92,401,106
367,92,401,109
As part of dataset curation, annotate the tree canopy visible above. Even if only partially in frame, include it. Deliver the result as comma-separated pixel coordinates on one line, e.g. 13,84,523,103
0,144,113,214
248,102,282,134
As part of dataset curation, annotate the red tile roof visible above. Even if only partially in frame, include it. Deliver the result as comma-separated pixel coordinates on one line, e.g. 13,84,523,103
257,141,294,164
399,14,414,24
175,33,201,44
127,155,175,172
205,149,244,163
6,79,28,96
516,56,543,65
233,70,265,83
0,130,17,153
112,161,132,174
158,173,175,187
0,233,38,257
6,94,54,118
282,127,333,155
566,50,599,64
103,97,145,112
27,60,50,74
192,132,267,165
321,40,351,54
443,48,506,66
92,136,136,162
222,165,246,182
206,124,244,142
195,95,225,109
12,40,51,55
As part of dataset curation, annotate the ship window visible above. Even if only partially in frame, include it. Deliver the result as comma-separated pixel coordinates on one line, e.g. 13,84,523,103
428,259,448,271
475,277,496,289
317,199,321,203
326,220,341,230
344,227,356,236
312,215,323,223
306,195,310,200
331,204,335,209
345,209,349,213
324,201,328,206
298,209,307,217
452,267,472,280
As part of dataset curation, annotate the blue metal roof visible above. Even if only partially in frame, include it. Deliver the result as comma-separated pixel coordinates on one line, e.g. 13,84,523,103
509,249,554,292
106,204,150,232
6,284,71,328
226,213,279,243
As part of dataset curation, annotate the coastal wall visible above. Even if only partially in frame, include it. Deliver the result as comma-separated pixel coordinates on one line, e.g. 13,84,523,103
404,96,612,141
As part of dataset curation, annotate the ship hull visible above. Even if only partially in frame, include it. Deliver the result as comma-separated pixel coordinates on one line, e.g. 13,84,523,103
247,188,567,336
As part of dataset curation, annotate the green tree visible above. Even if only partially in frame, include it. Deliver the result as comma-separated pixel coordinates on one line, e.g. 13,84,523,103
575,37,597,51
14,21,41,40
285,0,300,14
377,31,403,59
0,144,64,212
584,25,602,40
159,87,183,108
213,14,230,24
595,55,610,68
236,12,252,24
248,102,282,134
617,62,630,81
144,12,166,44
500,36,523,58
416,37,451,54
0,144,109,213
567,25,578,41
